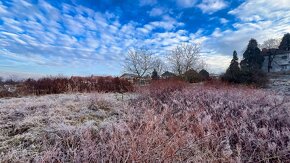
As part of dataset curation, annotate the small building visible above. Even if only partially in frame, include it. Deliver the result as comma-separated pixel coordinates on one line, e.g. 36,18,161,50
120,73,138,83
161,71,176,79
262,33,290,73
4,84,16,93
262,49,290,73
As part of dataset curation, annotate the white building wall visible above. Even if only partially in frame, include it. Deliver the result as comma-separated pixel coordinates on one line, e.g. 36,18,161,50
263,52,290,72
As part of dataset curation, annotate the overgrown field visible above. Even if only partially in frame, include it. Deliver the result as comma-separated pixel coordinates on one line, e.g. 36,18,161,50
0,82,289,162
0,93,137,161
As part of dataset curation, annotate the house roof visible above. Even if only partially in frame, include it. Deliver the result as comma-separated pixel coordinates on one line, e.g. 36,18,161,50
184,69,198,75
262,48,290,56
120,73,138,78
161,71,176,77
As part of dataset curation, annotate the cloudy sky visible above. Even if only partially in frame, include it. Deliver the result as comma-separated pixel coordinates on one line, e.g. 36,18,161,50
0,0,290,78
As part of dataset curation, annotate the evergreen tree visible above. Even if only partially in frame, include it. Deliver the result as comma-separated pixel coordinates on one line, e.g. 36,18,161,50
240,39,264,71
223,51,241,83
279,33,290,51
238,39,268,86
151,69,159,80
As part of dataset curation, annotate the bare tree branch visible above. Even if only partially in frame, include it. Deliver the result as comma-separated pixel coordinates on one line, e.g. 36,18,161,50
153,58,166,76
259,38,281,49
167,43,201,75
124,48,155,77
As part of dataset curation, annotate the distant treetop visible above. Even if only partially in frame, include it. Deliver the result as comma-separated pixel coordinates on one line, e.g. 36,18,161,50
279,33,290,51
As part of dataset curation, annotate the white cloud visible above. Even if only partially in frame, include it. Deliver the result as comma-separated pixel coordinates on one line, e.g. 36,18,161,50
203,54,231,73
198,0,228,14
220,18,229,24
148,7,164,17
139,0,157,6
136,15,184,33
226,0,290,46
0,71,44,80
6,0,287,76
0,2,8,14
211,28,222,37
176,0,198,8
1,0,201,76
0,0,128,75
229,0,290,21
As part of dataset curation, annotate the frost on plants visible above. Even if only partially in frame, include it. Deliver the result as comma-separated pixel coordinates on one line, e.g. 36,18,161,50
29,84,290,162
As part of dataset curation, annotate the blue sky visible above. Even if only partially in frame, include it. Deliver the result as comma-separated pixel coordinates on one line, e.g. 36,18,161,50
0,0,290,79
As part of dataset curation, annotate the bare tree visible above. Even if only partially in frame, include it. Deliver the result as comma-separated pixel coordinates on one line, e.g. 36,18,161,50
124,48,155,77
259,38,282,73
153,58,166,76
259,38,281,49
168,43,201,75
195,58,208,72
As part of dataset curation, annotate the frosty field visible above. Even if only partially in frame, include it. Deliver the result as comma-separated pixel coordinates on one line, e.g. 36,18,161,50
0,83,290,162
0,93,137,162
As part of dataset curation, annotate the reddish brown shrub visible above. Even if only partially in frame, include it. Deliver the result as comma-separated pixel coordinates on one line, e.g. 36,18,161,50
1,76,135,97
138,79,187,97
0,90,17,98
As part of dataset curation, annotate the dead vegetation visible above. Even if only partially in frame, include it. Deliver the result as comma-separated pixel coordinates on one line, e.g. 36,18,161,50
0,76,134,98
0,80,289,162
0,93,136,162
30,82,290,162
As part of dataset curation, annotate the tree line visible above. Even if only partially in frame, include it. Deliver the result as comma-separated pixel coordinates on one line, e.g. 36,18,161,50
123,43,210,83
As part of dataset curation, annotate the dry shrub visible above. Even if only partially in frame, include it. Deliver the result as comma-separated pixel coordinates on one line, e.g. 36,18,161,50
138,79,187,97
11,76,134,97
0,77,134,98
0,90,17,98
37,84,290,162
204,78,259,90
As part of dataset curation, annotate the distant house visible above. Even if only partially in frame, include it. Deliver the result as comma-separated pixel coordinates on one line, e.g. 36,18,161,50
71,76,83,83
4,84,16,93
262,49,290,73
120,73,138,83
161,71,176,79
120,73,138,79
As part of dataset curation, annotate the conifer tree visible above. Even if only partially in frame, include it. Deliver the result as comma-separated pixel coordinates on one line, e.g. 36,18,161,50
279,33,290,51
223,51,241,83
151,69,159,80
240,39,264,71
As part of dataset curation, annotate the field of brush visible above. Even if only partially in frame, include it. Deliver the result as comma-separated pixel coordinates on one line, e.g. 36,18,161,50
0,82,289,162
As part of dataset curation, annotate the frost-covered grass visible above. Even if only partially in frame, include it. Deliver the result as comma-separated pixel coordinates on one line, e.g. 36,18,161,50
0,93,137,162
1,83,290,162
267,74,290,96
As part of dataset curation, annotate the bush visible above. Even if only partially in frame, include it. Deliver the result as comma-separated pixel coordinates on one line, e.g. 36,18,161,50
221,72,242,83
0,76,134,97
240,70,268,87
0,90,17,98
221,70,268,87
183,69,201,83
143,79,187,100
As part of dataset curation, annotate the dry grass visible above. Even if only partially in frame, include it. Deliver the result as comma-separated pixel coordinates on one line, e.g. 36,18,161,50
33,83,290,162
1,82,289,162
0,92,137,162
